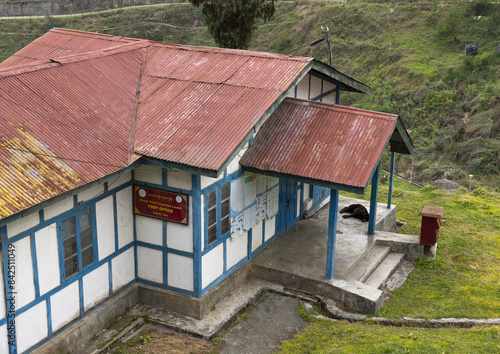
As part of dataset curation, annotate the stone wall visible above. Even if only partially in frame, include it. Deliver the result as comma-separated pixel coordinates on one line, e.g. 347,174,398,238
0,0,178,17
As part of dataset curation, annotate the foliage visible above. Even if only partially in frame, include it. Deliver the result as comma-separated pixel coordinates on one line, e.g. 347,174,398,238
435,8,463,42
189,0,276,49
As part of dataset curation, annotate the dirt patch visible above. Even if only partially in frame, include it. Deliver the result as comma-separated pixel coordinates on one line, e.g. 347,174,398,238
107,326,222,354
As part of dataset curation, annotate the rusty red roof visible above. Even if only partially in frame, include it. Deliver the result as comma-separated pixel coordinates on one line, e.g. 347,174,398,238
0,28,324,220
240,98,413,193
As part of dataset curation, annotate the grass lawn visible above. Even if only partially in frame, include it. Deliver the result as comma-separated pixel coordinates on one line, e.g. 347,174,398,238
279,178,500,353
280,319,500,353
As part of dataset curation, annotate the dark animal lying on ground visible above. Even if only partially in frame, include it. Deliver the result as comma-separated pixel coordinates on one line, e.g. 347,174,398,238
339,204,369,222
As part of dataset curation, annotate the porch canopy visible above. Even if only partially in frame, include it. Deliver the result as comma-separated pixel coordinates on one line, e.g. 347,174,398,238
240,97,414,279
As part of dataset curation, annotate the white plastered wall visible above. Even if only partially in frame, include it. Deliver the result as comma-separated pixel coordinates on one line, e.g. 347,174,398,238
50,281,80,332
310,75,322,100
109,171,132,190
96,196,115,261
44,195,73,220
226,233,248,269
251,222,263,252
35,223,60,296
322,80,337,104
82,263,109,311
6,212,39,239
137,246,163,284
167,254,193,291
0,324,7,354
134,164,162,185
264,217,276,242
112,248,135,291
167,197,193,252
0,255,5,319
14,236,35,309
16,301,47,353
136,215,163,246
116,186,134,248
77,184,104,204
167,170,192,190
201,244,224,289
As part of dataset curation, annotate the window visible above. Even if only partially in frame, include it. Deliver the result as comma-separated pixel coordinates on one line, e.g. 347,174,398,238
62,208,94,279
207,182,231,245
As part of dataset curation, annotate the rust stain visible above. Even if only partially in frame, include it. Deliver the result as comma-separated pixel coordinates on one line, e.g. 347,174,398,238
0,124,81,219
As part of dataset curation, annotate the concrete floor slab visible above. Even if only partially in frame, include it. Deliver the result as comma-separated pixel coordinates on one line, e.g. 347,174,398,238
250,197,423,313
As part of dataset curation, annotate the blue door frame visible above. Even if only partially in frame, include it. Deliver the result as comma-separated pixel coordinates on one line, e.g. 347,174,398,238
277,179,299,234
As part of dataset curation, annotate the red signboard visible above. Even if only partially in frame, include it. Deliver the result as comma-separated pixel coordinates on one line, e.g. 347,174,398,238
134,186,188,225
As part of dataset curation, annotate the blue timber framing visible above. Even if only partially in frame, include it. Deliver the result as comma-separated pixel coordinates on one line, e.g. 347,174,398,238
388,152,396,209
368,164,380,235
192,175,202,297
325,189,339,280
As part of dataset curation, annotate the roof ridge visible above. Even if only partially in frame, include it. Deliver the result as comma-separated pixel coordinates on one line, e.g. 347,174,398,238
0,41,150,78
50,27,140,43
284,97,398,119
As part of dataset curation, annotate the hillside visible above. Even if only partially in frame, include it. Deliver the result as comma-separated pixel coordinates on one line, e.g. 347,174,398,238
0,1,499,188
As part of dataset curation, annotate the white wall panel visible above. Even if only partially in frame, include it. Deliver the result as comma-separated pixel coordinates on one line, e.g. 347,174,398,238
296,74,310,100
134,164,162,185
167,254,193,291
77,184,104,204
35,223,60,295
50,281,80,332
16,301,47,353
226,233,248,269
116,186,134,248
7,212,39,238
112,248,135,291
109,171,131,190
137,246,163,283
14,236,35,309
201,244,223,289
83,264,109,311
136,215,163,246
310,75,322,100
44,196,73,220
201,174,223,190
167,197,193,252
264,217,276,242
0,324,8,354
251,221,263,252
96,196,115,261
167,170,192,190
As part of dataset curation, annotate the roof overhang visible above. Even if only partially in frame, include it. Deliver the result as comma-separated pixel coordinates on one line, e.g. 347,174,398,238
240,98,414,195
311,60,370,94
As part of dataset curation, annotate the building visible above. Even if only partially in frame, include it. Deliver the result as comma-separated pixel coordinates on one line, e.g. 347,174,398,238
0,28,413,353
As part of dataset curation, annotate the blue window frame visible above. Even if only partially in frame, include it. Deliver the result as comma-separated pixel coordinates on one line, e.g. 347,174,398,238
61,208,95,279
206,181,230,245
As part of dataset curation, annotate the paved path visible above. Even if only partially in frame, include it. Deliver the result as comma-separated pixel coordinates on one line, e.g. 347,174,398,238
221,292,308,354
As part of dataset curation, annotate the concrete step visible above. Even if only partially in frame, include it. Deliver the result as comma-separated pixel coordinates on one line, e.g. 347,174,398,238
346,245,391,282
364,252,405,289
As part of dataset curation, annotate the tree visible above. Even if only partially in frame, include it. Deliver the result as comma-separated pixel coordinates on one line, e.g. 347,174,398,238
190,0,276,49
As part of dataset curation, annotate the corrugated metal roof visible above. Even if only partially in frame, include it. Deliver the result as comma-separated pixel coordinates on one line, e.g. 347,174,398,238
0,28,381,220
240,98,410,192
0,28,316,220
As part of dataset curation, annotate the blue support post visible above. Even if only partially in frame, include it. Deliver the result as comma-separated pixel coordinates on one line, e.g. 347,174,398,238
368,164,380,235
325,189,339,280
387,152,396,209
192,175,202,297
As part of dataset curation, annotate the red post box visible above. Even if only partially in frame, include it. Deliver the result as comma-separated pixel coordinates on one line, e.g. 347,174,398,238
419,206,445,245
